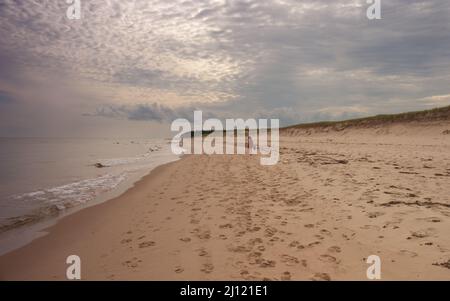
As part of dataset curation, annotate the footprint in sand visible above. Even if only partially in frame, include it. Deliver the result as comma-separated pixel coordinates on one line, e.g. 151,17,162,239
123,257,141,268
361,225,381,231
320,229,332,236
341,232,355,241
121,238,132,244
419,217,441,223
281,271,292,280
259,259,276,268
198,248,209,257
311,273,331,281
408,228,437,239
367,211,385,218
229,245,252,253
399,250,418,257
248,251,262,264
269,236,281,243
248,238,264,246
264,227,278,237
289,240,300,248
315,234,324,240
200,263,214,274
138,241,155,248
174,266,184,273
307,241,321,248
281,254,300,266
319,254,338,263
328,246,342,253
197,230,211,240
301,259,308,268
248,226,261,232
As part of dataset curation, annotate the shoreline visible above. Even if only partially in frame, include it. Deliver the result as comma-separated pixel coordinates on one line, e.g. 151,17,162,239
0,154,181,256
0,126,449,280
0,156,186,280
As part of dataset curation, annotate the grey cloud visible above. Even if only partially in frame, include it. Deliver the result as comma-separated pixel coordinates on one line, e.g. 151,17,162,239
93,103,218,123
1,0,450,136
0,90,15,104
113,68,165,87
93,101,306,127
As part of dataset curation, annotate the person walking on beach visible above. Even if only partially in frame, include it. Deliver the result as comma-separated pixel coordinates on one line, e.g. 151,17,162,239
248,135,256,153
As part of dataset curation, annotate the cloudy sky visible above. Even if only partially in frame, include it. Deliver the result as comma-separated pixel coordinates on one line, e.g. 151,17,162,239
0,0,449,137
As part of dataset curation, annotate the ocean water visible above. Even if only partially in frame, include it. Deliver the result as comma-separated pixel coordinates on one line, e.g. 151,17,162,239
0,137,179,236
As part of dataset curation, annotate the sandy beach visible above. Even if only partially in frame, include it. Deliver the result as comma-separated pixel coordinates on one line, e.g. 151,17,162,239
0,120,449,280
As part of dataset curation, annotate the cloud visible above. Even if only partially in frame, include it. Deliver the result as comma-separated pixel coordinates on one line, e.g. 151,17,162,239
93,101,310,127
1,0,450,136
420,94,450,107
92,102,218,123
0,90,15,104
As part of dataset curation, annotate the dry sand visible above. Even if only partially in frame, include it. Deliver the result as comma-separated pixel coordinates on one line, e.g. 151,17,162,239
1,121,449,280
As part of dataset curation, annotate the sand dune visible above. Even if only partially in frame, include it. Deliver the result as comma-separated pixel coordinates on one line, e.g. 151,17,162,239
0,118,449,280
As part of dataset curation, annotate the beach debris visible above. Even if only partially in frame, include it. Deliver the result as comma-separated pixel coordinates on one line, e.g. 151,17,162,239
295,152,349,166
432,260,450,270
379,200,450,208
94,162,107,168
149,146,162,152
336,159,349,164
